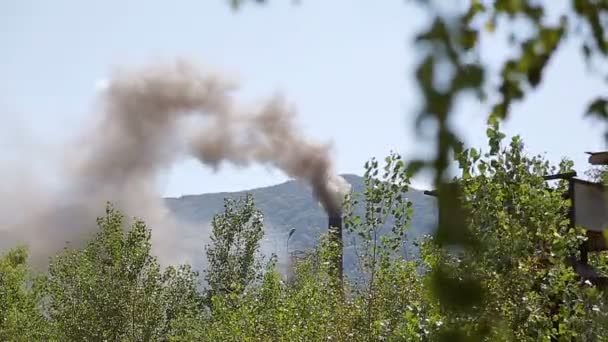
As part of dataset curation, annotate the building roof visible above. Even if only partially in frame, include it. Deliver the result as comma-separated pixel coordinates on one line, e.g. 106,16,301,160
586,151,608,165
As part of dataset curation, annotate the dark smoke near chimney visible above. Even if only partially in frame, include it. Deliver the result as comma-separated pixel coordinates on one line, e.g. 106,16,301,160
0,58,351,268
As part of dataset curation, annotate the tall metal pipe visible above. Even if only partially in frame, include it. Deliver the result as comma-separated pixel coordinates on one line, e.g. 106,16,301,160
328,215,343,287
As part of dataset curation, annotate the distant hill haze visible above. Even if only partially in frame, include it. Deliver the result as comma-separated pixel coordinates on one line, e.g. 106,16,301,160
164,174,437,277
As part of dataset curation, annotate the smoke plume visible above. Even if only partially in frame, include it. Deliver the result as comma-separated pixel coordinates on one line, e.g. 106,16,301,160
0,58,351,267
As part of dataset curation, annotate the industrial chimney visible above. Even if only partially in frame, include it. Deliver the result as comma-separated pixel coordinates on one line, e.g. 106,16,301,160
328,214,343,288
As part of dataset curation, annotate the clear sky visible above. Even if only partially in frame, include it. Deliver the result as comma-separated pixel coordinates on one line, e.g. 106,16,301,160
1,0,605,197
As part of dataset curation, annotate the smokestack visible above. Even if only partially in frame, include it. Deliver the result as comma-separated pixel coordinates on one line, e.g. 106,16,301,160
328,214,343,289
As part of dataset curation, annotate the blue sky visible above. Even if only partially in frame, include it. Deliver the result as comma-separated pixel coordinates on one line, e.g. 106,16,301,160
1,0,605,197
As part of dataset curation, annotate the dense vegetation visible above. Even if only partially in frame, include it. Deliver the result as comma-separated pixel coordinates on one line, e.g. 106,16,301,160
2,127,608,341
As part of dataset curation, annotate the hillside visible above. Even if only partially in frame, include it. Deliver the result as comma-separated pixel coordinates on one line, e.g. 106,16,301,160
164,174,438,276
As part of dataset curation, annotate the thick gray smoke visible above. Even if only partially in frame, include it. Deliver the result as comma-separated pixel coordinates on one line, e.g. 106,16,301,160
0,58,351,268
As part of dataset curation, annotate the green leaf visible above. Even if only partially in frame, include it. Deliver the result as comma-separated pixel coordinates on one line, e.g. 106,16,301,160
586,98,608,119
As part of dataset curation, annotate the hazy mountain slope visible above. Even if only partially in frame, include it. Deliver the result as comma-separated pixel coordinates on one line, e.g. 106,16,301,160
164,174,437,274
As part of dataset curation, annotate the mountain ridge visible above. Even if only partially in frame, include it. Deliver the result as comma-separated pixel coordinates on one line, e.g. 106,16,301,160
165,174,375,200
164,174,438,275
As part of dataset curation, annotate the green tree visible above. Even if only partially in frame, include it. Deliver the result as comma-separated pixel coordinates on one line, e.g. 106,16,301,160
0,247,50,341
43,204,202,341
204,193,264,299
178,234,355,341
423,127,608,340
408,1,608,332
343,152,416,340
